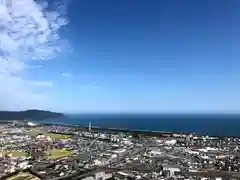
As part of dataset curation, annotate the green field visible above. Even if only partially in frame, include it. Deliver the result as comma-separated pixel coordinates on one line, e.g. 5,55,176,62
46,149,73,159
27,127,72,140
47,133,72,140
6,172,40,180
27,127,45,136
1,151,27,157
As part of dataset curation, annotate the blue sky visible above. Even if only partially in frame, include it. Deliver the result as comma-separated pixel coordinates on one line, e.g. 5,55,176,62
1,0,240,113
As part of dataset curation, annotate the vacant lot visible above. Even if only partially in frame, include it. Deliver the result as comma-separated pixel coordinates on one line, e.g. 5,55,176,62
46,149,73,159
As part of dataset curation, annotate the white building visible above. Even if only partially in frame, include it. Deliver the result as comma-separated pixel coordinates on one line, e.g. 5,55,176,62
165,167,180,177
149,150,163,156
165,139,177,145
112,148,126,155
81,171,112,180
27,122,37,127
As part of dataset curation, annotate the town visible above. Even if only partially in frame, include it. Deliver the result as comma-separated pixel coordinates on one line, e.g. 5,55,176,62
1,121,240,180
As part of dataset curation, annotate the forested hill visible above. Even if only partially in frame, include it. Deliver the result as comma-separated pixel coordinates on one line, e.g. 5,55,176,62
0,109,64,120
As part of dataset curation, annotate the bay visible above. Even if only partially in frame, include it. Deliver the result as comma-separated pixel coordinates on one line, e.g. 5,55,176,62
39,114,240,137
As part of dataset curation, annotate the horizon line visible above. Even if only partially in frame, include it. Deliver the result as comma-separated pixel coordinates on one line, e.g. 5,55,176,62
64,112,240,115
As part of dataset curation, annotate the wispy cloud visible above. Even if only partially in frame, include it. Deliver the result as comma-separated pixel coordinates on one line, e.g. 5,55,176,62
61,72,73,77
0,0,70,110
26,65,43,69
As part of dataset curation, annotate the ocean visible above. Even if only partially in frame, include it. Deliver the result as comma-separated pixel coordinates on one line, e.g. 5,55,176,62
40,114,240,137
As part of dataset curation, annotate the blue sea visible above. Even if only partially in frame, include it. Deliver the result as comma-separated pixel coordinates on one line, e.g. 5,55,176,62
40,114,240,137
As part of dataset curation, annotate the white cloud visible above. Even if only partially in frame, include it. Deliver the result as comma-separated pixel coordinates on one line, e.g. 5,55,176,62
0,75,49,110
0,0,70,110
61,72,73,77
26,65,43,69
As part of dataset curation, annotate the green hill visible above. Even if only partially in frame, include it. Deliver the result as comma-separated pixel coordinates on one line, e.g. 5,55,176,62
0,109,64,120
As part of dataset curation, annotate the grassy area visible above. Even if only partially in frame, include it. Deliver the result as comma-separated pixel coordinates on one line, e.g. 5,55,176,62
27,127,45,136
47,133,72,140
6,172,40,180
46,149,73,159
1,151,27,157
27,127,72,140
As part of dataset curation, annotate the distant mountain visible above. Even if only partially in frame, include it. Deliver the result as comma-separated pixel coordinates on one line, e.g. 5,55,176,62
0,109,64,120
